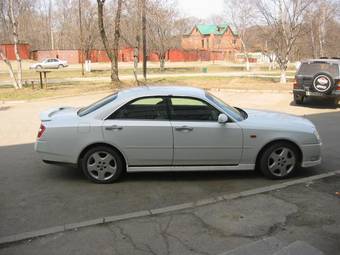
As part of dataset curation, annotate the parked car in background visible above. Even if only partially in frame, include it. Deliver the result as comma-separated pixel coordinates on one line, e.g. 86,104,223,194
30,58,68,69
293,58,340,105
35,86,322,184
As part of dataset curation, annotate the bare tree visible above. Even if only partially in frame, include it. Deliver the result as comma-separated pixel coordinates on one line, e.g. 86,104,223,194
224,0,255,71
9,0,22,88
97,0,122,83
147,0,179,72
256,0,313,83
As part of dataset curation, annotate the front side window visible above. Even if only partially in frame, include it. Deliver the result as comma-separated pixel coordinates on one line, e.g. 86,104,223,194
170,97,220,121
109,97,168,120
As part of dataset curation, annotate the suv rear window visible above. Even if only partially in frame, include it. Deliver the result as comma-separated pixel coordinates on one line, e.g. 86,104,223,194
298,62,339,76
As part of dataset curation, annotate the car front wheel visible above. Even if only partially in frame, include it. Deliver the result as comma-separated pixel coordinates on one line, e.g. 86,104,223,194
81,146,124,184
259,142,299,179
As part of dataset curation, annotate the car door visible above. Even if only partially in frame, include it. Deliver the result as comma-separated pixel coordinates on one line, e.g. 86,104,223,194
103,96,173,166
169,96,243,165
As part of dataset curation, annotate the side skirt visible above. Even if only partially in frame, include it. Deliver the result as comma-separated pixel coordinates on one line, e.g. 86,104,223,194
127,164,255,172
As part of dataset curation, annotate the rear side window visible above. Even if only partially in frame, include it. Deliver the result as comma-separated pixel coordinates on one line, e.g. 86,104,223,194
170,97,220,121
298,63,339,76
108,97,168,120
78,93,117,116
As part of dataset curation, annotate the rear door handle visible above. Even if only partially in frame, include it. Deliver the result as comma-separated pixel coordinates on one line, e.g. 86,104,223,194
105,125,123,131
175,126,193,132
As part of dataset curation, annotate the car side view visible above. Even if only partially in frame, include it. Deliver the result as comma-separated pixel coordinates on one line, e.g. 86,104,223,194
30,58,68,69
293,58,340,105
35,86,322,183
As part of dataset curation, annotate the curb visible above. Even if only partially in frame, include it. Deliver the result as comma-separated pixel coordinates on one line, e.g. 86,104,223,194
0,170,338,246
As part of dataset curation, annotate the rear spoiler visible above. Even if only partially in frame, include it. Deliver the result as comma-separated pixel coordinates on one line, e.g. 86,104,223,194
40,107,71,121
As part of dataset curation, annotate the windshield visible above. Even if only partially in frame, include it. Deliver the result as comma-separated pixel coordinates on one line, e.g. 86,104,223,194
78,93,117,116
206,92,245,121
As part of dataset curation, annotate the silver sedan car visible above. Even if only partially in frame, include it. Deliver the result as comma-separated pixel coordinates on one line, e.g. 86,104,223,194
30,58,68,69
35,86,322,183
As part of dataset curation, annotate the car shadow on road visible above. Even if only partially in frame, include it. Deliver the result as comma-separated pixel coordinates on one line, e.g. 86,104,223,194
0,142,324,185
290,97,338,109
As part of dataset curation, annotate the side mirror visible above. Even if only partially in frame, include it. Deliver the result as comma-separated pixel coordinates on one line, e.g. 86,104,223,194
218,113,229,124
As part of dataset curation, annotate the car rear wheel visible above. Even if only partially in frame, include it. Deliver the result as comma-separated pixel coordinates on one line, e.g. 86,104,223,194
58,64,63,69
81,146,124,184
259,142,299,179
294,94,304,105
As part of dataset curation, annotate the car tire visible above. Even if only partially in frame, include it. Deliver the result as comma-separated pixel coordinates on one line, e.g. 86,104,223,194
81,146,124,184
36,65,43,69
58,64,63,69
259,142,299,179
294,94,304,105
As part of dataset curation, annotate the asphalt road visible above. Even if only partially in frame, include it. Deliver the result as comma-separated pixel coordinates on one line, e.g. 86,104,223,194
0,92,339,238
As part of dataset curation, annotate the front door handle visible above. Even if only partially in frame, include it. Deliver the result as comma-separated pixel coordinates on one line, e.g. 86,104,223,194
105,125,123,131
175,126,193,132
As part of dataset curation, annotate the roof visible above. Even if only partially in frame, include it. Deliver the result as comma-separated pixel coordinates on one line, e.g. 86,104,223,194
117,85,206,99
194,24,238,36
301,59,340,64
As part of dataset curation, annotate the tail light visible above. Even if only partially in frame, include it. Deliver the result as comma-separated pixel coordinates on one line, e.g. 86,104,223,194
336,81,340,91
293,79,299,89
37,123,46,139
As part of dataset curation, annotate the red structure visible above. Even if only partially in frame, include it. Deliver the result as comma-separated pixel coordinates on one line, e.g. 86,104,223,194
181,24,241,61
0,43,30,60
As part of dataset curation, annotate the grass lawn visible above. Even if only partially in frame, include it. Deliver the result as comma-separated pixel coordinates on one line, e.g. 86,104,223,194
0,76,293,101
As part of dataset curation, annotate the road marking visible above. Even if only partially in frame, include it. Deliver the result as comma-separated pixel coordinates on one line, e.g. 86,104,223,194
0,170,339,246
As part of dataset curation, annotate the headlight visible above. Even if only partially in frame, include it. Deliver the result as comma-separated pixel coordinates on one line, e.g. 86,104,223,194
314,130,321,143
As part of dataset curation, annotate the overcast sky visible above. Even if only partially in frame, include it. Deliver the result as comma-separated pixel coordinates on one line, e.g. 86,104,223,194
177,0,225,19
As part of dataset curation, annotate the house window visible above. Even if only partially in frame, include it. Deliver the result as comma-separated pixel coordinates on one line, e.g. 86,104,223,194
233,39,237,45
207,39,209,49
201,39,204,48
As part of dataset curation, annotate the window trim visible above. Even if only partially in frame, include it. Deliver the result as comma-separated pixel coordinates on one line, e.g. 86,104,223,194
167,96,222,122
105,96,170,121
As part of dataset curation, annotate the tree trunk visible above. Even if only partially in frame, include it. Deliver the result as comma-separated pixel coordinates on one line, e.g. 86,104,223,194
79,0,84,76
9,0,22,89
0,50,19,89
97,0,121,83
141,0,147,80
159,53,165,72
112,0,122,82
280,65,287,84
240,39,250,71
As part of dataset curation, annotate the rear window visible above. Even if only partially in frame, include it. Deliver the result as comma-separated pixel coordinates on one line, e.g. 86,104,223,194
78,93,117,116
298,62,339,76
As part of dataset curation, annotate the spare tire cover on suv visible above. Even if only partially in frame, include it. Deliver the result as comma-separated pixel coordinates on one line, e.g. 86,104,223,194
312,72,335,94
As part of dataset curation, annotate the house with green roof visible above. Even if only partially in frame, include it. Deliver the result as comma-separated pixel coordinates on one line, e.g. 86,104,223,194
181,24,241,61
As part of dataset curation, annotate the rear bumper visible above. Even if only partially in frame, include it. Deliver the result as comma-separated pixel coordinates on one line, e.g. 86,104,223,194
35,140,75,164
293,89,340,98
300,143,322,168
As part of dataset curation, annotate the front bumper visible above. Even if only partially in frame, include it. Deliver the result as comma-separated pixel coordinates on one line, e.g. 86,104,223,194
300,143,322,168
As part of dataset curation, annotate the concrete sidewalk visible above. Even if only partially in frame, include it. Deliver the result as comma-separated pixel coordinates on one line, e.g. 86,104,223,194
1,173,339,255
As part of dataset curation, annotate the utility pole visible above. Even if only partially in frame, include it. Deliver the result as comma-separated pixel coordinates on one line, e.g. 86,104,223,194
141,0,147,80
79,0,84,76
